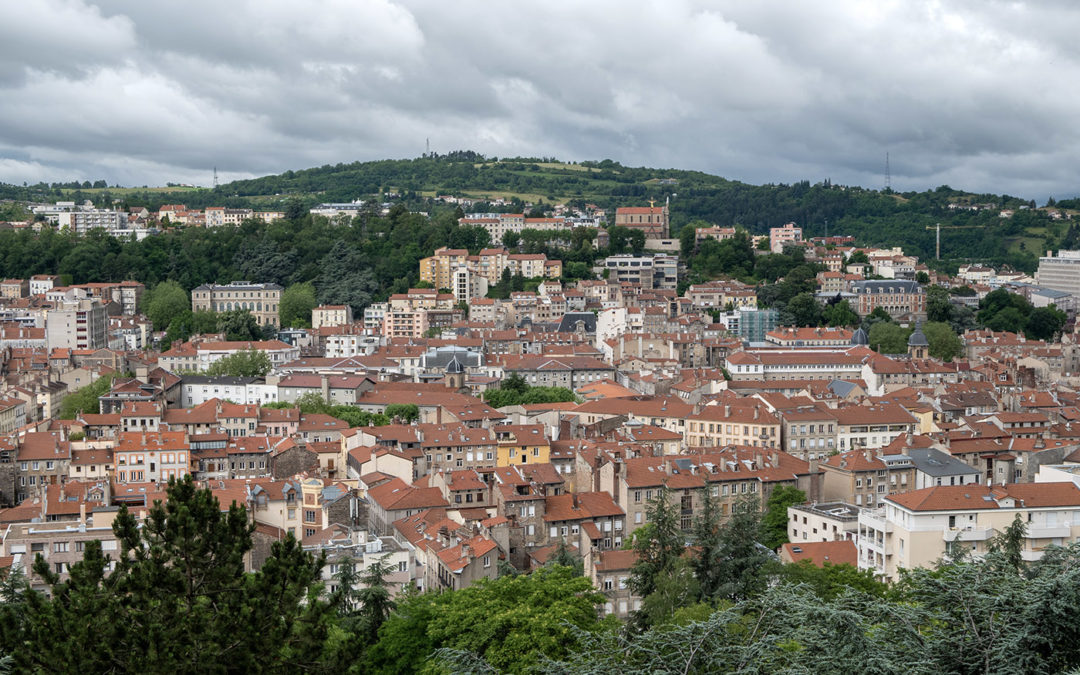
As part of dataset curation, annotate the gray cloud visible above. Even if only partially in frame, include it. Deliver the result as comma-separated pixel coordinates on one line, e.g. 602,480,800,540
0,0,1078,200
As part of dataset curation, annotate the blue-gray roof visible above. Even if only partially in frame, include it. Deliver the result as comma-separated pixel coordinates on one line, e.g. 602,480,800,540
850,280,922,294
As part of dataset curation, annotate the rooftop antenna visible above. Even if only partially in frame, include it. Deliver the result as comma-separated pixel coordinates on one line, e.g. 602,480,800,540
884,152,891,191
213,166,218,189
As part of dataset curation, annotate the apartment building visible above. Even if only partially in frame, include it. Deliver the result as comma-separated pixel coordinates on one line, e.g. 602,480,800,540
834,403,918,451
56,208,128,234
45,299,108,350
191,281,283,328
788,502,860,543
769,222,803,253
725,348,868,383
821,448,915,509
1036,250,1080,301
859,482,1080,582
684,403,781,449
493,424,551,467
311,305,353,329
780,404,838,460
602,254,679,290
114,431,190,484
499,355,614,390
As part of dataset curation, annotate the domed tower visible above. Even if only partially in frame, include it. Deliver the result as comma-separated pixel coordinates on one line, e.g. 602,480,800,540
908,321,929,359
851,326,869,346
443,355,466,390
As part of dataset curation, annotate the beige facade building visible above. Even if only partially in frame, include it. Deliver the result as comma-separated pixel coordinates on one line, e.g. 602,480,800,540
311,305,353,329
192,281,283,328
858,483,1080,582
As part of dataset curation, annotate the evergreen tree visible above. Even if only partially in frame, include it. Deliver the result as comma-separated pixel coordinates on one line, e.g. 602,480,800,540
546,539,584,576
711,498,773,602
691,485,723,599
988,513,1028,573
355,555,397,647
6,476,334,673
628,485,685,628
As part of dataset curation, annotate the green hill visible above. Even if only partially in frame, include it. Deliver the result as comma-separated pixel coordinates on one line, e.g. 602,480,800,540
2,151,1074,272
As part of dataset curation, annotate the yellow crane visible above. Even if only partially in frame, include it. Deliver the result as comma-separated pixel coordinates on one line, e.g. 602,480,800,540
925,222,983,259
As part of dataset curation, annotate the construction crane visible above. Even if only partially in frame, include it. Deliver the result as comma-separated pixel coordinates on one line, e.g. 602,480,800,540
925,222,984,260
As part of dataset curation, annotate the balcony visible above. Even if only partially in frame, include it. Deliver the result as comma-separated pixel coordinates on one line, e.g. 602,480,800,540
859,509,892,534
1027,525,1071,539
943,526,993,542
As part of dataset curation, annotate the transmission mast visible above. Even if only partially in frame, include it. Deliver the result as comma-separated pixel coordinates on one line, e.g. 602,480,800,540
884,153,891,191
213,166,218,189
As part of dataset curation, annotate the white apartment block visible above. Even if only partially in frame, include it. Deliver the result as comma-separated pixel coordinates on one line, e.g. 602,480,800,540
1036,250,1080,300
181,376,279,407
45,299,108,350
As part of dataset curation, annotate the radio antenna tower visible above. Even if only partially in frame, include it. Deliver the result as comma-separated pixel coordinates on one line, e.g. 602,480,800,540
426,138,430,157
213,166,219,189
884,152,891,191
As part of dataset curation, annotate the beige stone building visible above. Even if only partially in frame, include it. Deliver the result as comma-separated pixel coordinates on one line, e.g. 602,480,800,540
191,281,283,328
311,305,353,329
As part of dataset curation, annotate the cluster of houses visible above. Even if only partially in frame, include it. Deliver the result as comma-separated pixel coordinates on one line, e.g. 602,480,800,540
5,204,1080,619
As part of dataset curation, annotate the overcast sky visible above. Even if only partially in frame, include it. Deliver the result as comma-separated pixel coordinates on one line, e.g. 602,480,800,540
1,0,1078,200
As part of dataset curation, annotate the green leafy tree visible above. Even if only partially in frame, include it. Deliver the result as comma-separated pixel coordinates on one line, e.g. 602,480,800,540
926,285,954,323
822,299,860,327
636,557,701,628
922,321,963,361
354,555,397,647
217,309,264,341
868,321,910,354
58,371,120,418
761,486,806,549
777,560,887,600
1025,306,1066,341
143,280,189,331
370,566,606,675
279,282,318,328
691,485,723,599
317,241,379,315
785,292,823,327
204,349,272,377
988,513,1028,573
384,403,420,423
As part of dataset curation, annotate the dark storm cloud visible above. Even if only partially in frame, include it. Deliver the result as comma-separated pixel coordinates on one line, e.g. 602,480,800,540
0,0,1078,199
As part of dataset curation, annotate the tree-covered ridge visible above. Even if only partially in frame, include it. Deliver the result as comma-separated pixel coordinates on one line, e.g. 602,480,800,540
3,152,1072,272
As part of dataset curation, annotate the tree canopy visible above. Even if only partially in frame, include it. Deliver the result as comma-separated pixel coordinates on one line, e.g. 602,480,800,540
204,349,272,377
